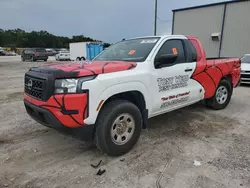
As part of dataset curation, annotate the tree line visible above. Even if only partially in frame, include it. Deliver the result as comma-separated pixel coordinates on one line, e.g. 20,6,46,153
0,29,110,49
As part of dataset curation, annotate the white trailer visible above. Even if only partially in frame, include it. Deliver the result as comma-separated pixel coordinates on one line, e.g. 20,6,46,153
69,42,103,61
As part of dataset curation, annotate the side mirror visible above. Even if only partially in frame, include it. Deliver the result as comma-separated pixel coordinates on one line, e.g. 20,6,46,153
155,54,178,68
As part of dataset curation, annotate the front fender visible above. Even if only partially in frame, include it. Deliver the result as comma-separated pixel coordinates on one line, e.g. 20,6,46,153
84,81,152,125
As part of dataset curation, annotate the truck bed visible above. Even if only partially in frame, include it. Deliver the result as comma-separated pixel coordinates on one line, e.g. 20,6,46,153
192,57,241,99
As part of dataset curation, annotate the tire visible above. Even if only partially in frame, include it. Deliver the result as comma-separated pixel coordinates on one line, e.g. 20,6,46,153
205,79,233,110
30,56,35,62
21,56,25,62
95,100,142,156
44,59,47,62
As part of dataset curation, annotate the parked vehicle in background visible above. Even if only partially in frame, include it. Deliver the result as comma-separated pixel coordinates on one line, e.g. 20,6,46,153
45,49,53,56
60,48,68,51
45,49,57,56
70,42,103,61
0,47,5,56
55,51,70,61
5,51,17,56
21,48,48,62
241,54,250,84
52,49,58,55
23,35,241,156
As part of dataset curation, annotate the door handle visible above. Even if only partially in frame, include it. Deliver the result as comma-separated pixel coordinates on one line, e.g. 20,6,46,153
185,68,193,72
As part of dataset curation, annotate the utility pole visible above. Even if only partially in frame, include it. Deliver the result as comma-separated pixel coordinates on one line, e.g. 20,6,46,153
154,0,158,36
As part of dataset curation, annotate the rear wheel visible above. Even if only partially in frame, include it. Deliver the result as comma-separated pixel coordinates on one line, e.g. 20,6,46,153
205,79,232,110
44,59,47,62
95,100,142,156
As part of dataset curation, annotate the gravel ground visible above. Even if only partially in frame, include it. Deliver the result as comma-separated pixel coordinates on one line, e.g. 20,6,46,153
0,56,250,188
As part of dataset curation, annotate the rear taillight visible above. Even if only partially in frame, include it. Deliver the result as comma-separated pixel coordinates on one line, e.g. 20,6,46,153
34,52,37,56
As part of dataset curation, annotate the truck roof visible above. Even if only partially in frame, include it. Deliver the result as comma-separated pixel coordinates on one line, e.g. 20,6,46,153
126,35,186,40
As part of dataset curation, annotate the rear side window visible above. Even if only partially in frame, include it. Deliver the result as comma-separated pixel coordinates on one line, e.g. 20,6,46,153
188,39,202,61
156,40,186,63
185,39,197,62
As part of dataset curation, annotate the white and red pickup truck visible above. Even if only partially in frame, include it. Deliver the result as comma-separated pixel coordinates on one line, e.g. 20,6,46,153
24,35,241,156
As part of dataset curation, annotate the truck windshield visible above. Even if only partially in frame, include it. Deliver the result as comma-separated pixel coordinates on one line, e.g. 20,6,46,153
94,37,160,62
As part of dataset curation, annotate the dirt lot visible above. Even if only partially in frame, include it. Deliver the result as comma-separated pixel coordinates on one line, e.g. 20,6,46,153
0,56,250,188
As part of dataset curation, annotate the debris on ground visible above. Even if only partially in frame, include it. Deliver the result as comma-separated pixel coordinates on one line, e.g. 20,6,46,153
193,160,201,166
91,160,102,169
96,169,106,176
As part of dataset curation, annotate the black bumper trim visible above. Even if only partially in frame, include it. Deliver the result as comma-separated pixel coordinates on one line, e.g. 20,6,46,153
61,109,79,115
24,100,94,141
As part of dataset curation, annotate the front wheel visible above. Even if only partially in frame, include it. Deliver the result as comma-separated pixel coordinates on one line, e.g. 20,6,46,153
95,100,142,156
205,79,232,110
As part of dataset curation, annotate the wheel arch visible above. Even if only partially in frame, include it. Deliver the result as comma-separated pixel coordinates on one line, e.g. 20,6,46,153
221,74,233,89
86,82,152,128
97,90,148,129
101,90,146,113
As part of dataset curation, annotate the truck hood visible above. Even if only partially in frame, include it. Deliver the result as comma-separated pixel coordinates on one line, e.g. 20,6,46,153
241,63,250,71
30,61,137,78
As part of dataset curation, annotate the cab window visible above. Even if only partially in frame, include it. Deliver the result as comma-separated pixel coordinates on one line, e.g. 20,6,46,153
156,39,186,63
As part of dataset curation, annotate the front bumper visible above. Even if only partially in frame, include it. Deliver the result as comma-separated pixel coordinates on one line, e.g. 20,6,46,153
59,57,70,60
24,92,89,128
24,99,94,141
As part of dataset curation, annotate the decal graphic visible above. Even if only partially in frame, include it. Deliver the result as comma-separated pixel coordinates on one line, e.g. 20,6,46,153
161,91,190,101
140,39,158,44
128,50,136,55
160,91,190,108
172,48,178,55
161,96,189,108
187,36,241,99
157,75,189,92
24,93,88,128
32,61,137,78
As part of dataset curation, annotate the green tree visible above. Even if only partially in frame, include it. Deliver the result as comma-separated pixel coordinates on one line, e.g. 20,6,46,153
0,29,110,49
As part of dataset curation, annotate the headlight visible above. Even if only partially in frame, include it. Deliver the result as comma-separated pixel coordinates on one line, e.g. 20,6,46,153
54,76,96,94
55,79,78,93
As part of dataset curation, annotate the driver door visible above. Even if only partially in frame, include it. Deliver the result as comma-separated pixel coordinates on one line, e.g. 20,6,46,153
151,39,198,116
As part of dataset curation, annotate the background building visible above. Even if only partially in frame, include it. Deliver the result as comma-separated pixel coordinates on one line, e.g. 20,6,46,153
172,0,250,58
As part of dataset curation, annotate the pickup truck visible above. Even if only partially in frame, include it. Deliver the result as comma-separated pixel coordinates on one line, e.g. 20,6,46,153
24,35,241,156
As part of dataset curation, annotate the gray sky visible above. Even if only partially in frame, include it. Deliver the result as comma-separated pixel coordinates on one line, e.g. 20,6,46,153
0,0,226,43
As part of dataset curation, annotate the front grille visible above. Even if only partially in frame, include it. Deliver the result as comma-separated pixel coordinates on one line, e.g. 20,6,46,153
241,74,250,79
25,76,45,100
241,70,250,73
